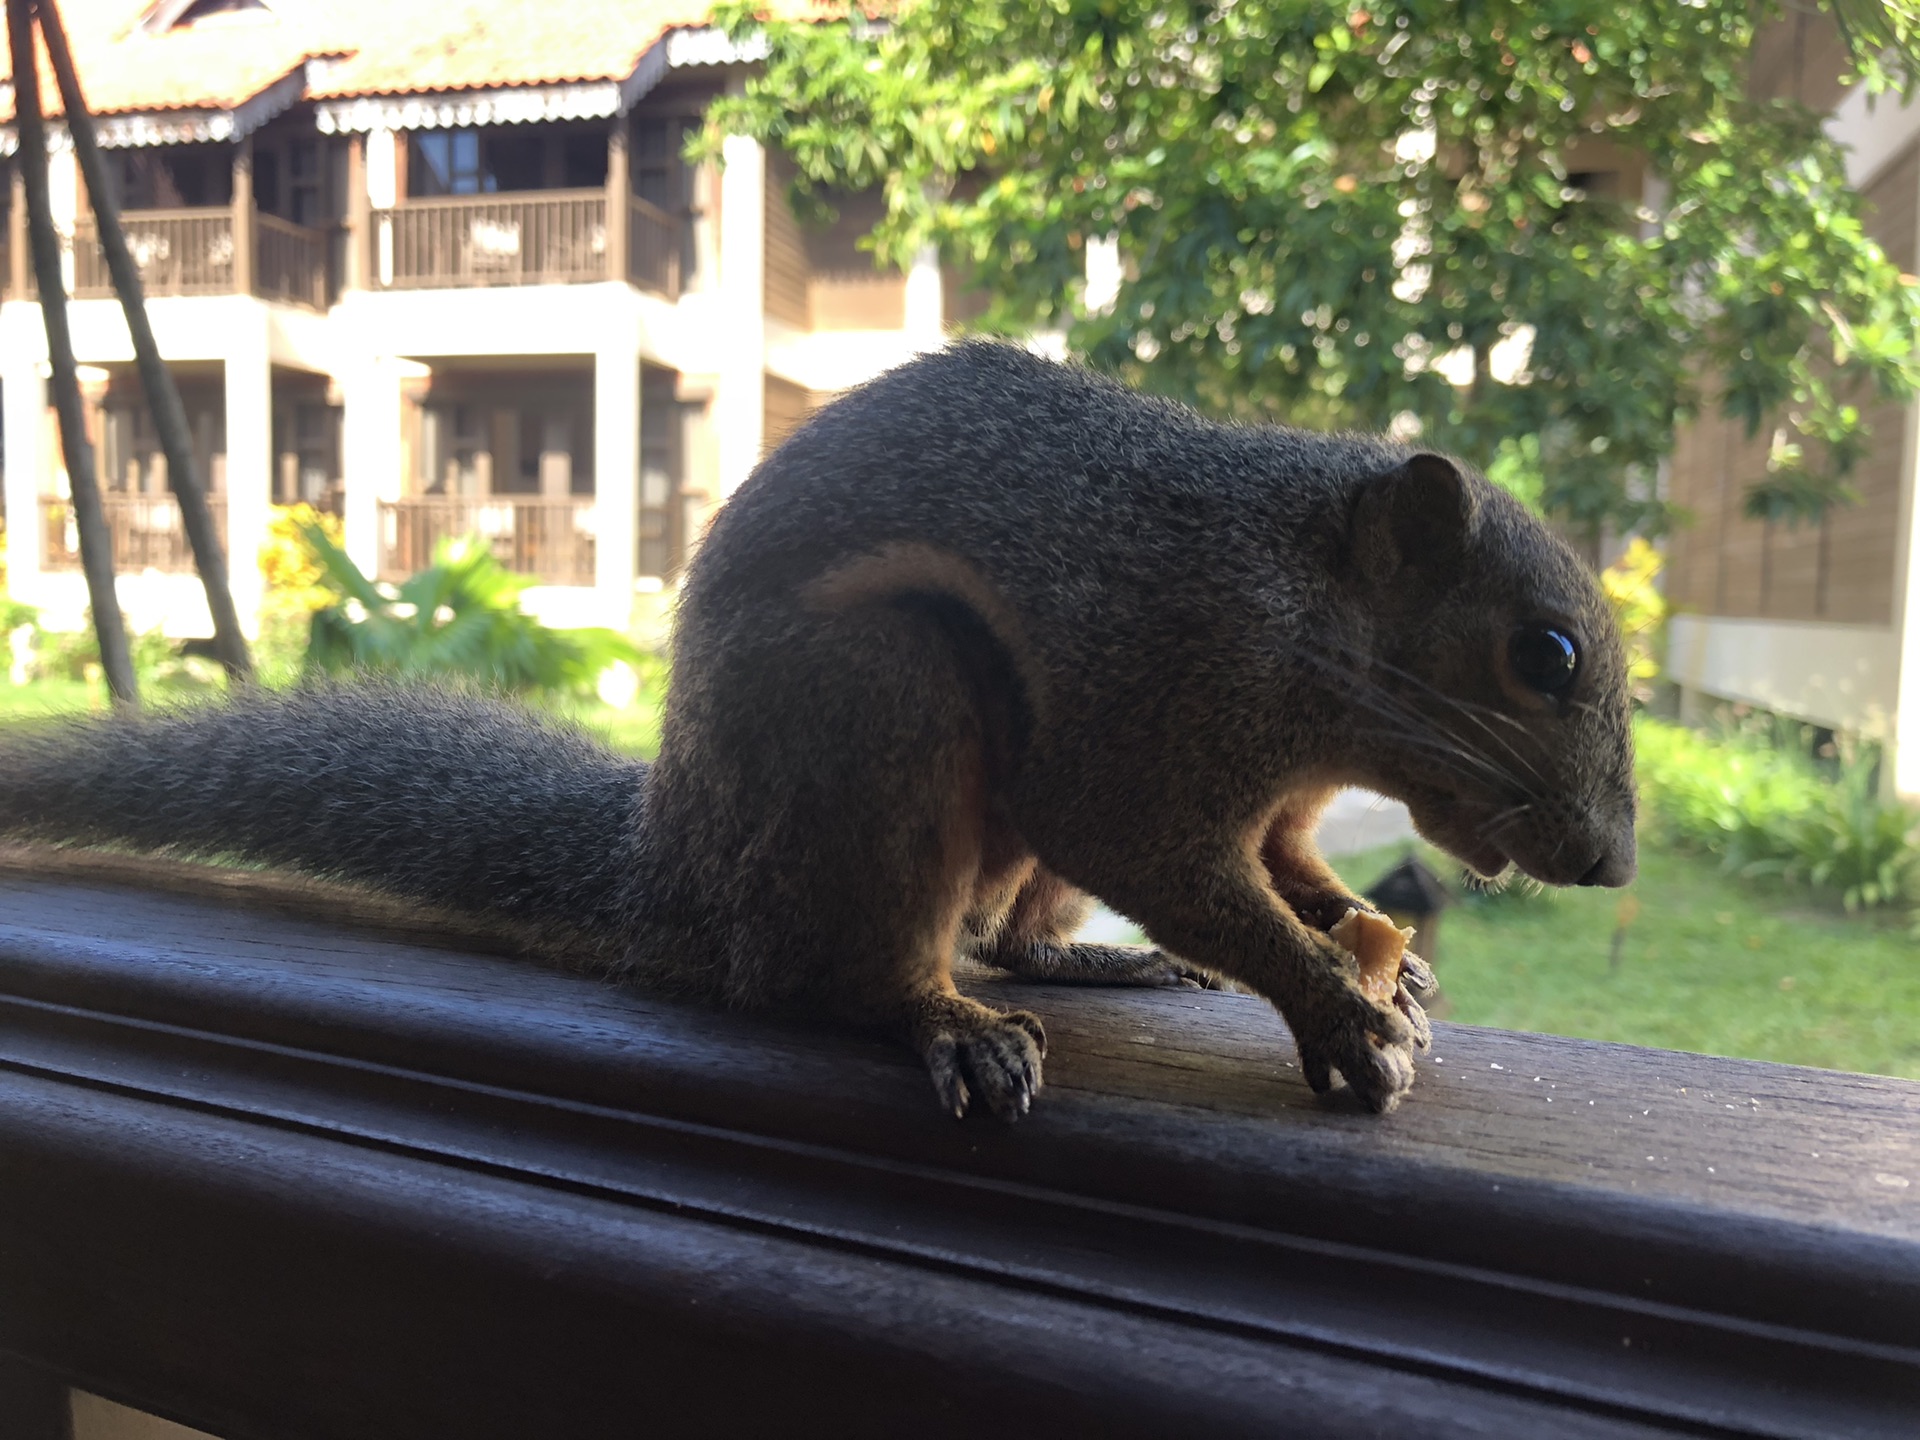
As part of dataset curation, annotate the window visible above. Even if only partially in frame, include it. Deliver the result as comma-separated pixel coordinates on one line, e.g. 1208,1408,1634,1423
412,131,485,197
420,403,491,494
272,401,341,508
407,127,610,198
632,117,703,287
111,146,232,210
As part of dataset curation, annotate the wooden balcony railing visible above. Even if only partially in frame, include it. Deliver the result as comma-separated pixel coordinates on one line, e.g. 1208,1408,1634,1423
254,212,330,309
40,492,225,574
70,208,330,309
373,191,683,297
628,195,682,298
0,862,1917,1437
378,190,611,290
379,495,596,587
72,208,234,298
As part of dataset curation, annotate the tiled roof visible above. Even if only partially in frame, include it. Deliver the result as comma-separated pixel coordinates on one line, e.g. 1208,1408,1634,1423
304,0,742,101
2,0,822,126
2,0,313,118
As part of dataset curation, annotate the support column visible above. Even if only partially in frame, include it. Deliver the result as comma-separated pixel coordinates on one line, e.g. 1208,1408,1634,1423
8,170,26,298
367,128,397,289
231,136,254,298
903,243,944,351
222,321,271,633
341,356,403,580
1888,394,1920,799
714,128,764,496
48,145,77,295
594,343,641,623
1888,182,1920,800
605,119,630,285
344,134,370,292
2,355,47,602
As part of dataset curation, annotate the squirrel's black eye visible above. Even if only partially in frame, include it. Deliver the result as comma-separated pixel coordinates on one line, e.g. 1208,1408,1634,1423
1509,623,1579,695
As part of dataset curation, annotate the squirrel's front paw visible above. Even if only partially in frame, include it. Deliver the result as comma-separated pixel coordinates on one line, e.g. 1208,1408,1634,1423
1291,953,1418,1113
911,992,1047,1122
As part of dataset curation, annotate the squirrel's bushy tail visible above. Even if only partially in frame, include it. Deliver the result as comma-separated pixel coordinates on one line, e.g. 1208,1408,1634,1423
0,685,648,936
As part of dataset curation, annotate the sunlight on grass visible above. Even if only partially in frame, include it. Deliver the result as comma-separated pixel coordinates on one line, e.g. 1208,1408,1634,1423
1335,843,1920,1081
0,677,103,724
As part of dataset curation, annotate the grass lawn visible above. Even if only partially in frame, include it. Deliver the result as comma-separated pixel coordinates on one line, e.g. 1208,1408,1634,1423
1333,842,1920,1081
0,677,102,724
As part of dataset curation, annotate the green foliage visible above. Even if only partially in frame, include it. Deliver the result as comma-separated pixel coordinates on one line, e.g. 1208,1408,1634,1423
707,0,1920,534
1635,715,1920,913
1600,537,1668,701
0,520,35,635
300,524,642,698
28,621,223,697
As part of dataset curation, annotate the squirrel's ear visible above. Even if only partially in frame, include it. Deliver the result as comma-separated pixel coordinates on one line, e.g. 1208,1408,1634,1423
1352,452,1479,586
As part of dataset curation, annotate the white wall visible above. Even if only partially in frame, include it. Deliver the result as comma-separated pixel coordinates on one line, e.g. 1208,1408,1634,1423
1667,614,1898,736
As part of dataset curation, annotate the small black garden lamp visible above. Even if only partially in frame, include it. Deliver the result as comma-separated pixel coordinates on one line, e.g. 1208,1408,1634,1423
1365,854,1453,967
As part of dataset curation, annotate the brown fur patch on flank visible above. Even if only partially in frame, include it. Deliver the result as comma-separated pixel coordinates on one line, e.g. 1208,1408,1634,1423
802,542,1049,728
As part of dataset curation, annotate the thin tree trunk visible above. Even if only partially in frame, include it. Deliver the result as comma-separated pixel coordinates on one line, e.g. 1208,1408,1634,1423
35,0,253,680
6,0,136,706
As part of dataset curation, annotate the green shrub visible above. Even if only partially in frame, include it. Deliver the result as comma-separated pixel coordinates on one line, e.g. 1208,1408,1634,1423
301,523,642,698
25,617,222,696
0,520,37,637
1635,715,1920,913
1601,538,1668,704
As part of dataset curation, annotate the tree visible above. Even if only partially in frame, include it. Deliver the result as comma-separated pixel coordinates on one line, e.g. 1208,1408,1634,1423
707,0,1920,545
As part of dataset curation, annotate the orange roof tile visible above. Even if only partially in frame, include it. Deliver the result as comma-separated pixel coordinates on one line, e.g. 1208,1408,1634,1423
2,0,826,127
305,0,741,101
3,0,313,119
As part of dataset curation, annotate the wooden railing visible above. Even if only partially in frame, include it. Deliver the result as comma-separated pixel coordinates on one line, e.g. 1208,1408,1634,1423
70,208,330,309
73,209,234,298
372,190,683,297
48,193,678,306
40,492,225,574
377,191,611,290
628,195,682,298
0,865,1917,1437
379,495,596,587
254,212,330,309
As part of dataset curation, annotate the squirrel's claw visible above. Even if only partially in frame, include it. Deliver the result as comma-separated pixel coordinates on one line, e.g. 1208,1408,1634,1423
1398,952,1437,996
916,999,1047,1122
1394,983,1433,1051
1291,951,1419,1113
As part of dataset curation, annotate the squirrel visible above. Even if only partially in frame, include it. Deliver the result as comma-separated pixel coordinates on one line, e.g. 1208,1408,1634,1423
0,340,1635,1120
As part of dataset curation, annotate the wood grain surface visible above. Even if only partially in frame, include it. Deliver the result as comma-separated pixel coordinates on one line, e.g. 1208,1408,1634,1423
0,872,1913,1438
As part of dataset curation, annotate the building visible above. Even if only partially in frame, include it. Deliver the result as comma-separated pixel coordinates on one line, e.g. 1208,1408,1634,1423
0,0,947,638
1663,15,1920,795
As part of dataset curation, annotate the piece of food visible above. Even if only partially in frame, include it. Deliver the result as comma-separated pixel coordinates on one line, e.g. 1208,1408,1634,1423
1328,907,1416,1006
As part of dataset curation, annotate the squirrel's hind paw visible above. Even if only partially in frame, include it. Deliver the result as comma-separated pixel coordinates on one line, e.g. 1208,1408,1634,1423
913,994,1047,1122
989,939,1212,989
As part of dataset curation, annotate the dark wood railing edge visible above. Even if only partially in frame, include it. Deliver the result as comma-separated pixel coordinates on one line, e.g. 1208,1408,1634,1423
0,864,1914,1439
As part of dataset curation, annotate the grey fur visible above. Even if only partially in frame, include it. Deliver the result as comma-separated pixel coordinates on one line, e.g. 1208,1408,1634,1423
0,341,1636,1120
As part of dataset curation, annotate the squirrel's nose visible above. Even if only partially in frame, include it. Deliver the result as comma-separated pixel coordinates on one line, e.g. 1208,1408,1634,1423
1577,842,1637,888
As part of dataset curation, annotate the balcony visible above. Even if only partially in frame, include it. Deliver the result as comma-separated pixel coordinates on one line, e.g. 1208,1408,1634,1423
379,495,596,587
67,207,332,309
40,492,226,574
372,191,681,297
